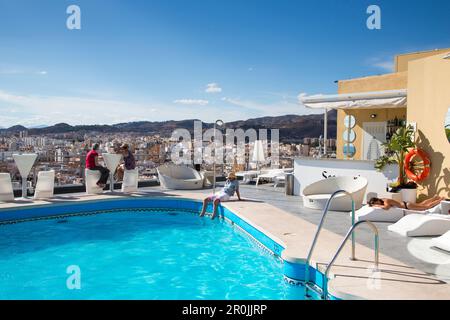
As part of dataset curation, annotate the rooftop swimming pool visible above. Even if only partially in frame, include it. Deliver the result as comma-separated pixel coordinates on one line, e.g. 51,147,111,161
0,199,313,300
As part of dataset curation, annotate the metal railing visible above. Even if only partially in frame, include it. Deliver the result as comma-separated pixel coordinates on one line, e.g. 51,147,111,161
322,220,379,299
304,190,355,285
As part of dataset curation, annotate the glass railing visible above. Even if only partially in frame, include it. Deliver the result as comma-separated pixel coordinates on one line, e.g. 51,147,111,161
1,153,159,189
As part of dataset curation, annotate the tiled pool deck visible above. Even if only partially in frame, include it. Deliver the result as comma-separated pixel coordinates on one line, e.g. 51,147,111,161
1,184,450,300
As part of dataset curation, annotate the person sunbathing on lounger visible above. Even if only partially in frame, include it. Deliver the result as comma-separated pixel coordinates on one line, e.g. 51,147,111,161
200,172,242,220
368,196,444,211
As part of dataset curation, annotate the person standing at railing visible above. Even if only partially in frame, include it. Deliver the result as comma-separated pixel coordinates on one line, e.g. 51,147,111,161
86,143,110,188
115,144,136,181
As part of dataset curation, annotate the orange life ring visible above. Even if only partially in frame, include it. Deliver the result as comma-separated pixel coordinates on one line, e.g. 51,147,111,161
404,149,431,182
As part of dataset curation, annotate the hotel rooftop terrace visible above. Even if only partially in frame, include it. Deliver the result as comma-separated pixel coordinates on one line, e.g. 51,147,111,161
1,182,449,300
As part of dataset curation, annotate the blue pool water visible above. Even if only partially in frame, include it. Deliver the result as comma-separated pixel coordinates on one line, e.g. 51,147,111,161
0,210,308,300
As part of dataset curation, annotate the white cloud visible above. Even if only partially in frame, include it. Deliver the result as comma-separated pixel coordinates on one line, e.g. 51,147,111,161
368,56,394,72
0,90,161,126
0,90,243,126
373,60,394,72
297,92,308,100
221,95,322,117
173,99,209,106
0,89,323,127
0,69,48,75
221,97,253,108
205,83,222,93
297,92,327,102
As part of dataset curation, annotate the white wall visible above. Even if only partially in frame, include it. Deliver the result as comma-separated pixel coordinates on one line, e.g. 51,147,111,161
294,158,398,203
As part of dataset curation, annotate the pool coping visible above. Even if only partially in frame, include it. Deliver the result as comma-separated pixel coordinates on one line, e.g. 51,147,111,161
1,192,450,300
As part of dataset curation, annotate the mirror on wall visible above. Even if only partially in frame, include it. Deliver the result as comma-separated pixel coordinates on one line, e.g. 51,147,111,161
446,106,450,143
343,115,356,158
343,143,356,158
343,130,356,143
344,115,356,129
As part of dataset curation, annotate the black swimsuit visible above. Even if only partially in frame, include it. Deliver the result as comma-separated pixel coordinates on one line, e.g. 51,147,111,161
403,201,409,209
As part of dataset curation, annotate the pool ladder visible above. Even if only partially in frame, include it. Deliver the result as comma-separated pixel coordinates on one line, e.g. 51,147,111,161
304,190,380,300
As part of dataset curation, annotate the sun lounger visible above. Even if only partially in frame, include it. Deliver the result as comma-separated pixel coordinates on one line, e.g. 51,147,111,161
255,169,286,186
273,174,286,187
431,231,450,252
441,200,450,215
85,169,104,194
354,202,443,222
388,213,450,237
34,170,55,199
235,170,259,184
0,173,14,201
354,205,406,222
121,168,138,193
200,170,213,187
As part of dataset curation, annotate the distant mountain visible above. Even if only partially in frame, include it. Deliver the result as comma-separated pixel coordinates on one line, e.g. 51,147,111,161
224,112,337,142
0,111,337,142
3,125,28,133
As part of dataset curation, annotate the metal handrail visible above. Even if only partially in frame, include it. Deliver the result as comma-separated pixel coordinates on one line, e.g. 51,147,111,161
322,220,379,299
304,190,355,285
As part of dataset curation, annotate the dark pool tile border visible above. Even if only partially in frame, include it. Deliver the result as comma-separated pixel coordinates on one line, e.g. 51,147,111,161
0,207,199,226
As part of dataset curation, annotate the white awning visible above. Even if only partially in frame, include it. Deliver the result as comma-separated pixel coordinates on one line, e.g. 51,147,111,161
300,89,407,110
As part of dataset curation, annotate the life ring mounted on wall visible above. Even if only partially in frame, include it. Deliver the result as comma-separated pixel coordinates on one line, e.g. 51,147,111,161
404,149,431,182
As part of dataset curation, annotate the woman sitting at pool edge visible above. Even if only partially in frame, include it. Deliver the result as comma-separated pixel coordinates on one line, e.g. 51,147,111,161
368,196,444,211
200,172,242,220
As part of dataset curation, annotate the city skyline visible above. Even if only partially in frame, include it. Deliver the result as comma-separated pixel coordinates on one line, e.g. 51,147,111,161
0,0,449,127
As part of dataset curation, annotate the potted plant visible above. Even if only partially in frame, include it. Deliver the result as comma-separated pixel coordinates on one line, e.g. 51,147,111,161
446,124,450,142
375,125,418,203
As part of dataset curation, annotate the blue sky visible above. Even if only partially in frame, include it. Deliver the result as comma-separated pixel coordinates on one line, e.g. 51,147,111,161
0,0,448,126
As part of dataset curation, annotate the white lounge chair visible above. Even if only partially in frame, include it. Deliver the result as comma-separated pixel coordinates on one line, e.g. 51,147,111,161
121,168,138,193
441,200,450,215
431,231,450,252
157,164,203,190
0,173,14,201
302,176,368,211
354,202,443,223
255,169,292,186
34,170,55,199
85,169,104,194
235,170,259,184
200,171,213,187
388,214,450,237
273,174,286,188
354,206,407,222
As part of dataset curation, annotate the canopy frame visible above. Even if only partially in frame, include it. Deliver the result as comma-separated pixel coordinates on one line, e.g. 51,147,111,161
300,89,407,158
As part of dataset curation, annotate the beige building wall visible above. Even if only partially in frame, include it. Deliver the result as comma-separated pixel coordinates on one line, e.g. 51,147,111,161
406,51,450,199
336,72,408,159
395,48,450,72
